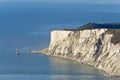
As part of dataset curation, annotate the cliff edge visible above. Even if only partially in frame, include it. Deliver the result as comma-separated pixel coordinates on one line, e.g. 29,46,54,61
31,23,120,76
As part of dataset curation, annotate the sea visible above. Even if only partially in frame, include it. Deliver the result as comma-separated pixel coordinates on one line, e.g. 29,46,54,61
0,2,120,80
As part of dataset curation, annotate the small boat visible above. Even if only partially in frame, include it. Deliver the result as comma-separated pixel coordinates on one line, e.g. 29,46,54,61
16,48,20,56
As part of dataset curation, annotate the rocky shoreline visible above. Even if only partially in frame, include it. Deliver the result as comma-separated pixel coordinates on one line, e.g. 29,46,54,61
31,28,120,76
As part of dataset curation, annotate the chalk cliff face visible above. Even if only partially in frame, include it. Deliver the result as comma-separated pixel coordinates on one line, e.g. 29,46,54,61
33,29,120,76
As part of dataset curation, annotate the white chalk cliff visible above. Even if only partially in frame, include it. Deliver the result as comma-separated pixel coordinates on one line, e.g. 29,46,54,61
32,29,120,76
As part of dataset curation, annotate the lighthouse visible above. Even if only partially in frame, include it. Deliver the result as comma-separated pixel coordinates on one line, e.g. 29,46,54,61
16,48,20,56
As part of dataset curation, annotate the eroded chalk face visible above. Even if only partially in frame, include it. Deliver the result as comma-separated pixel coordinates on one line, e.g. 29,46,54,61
45,29,120,76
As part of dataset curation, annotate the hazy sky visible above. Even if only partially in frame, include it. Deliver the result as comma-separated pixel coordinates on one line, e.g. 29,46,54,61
0,0,120,4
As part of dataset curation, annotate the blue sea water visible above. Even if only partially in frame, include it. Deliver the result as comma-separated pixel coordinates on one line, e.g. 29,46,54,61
0,2,120,80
